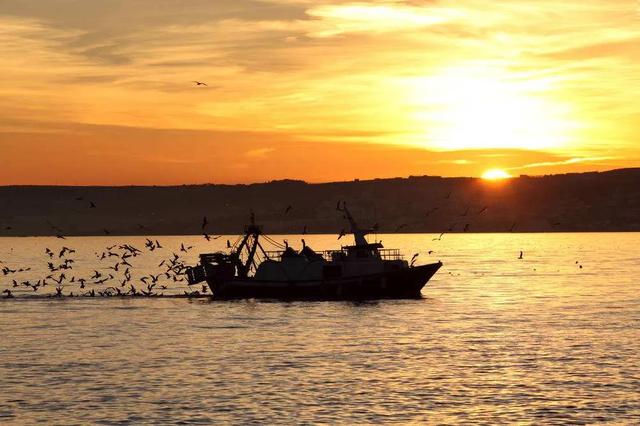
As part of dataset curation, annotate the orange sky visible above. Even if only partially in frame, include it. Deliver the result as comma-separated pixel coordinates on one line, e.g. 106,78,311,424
1,0,639,185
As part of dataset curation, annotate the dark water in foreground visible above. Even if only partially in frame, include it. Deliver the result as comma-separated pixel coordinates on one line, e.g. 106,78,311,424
1,233,639,424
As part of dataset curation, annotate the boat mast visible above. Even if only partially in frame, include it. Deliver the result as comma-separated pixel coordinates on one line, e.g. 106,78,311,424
337,202,369,246
233,212,269,278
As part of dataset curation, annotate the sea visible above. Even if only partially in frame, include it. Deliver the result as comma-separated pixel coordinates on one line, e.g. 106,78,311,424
0,233,639,424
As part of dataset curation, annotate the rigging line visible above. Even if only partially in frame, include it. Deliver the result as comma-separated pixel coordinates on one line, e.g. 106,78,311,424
262,234,286,249
231,235,243,250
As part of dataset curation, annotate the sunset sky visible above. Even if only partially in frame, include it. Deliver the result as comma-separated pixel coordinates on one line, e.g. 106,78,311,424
1,0,639,185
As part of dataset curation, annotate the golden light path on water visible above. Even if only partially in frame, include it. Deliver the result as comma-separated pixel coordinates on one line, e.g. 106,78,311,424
1,233,639,423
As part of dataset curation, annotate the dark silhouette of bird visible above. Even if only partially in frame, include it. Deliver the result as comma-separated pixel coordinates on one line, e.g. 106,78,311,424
2,266,17,275
410,253,419,266
192,81,207,86
302,225,307,234
203,233,211,241
155,240,163,249
477,206,488,214
284,205,292,214
518,251,523,259
463,224,470,232
425,207,439,217
59,247,75,257
444,191,452,199
202,216,208,230
2,289,13,298
395,224,408,232
103,229,111,235
433,232,444,241
509,222,517,232
89,201,96,208
337,229,346,239
56,234,66,239
227,240,232,249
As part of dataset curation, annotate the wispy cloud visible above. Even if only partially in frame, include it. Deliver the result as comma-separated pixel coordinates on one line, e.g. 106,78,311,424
303,3,460,38
510,156,618,171
245,147,276,158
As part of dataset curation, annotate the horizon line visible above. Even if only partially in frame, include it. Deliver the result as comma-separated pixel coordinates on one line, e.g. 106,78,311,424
1,167,638,189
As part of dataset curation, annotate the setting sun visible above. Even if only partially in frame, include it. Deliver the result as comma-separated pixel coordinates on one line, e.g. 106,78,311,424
482,169,512,180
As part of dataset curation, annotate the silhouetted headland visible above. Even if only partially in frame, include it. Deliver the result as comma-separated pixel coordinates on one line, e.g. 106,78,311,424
1,168,639,236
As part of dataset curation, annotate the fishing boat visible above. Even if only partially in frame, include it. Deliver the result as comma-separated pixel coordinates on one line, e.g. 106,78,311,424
186,203,442,300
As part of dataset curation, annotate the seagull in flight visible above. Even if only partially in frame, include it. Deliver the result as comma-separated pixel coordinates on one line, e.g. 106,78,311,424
192,81,207,86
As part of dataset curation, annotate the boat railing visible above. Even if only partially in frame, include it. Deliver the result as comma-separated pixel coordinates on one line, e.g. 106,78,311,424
378,249,404,260
263,248,404,261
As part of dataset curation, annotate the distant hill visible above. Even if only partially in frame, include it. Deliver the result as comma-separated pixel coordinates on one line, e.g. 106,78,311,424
1,168,639,236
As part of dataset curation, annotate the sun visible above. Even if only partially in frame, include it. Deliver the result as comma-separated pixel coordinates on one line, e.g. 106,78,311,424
482,168,512,180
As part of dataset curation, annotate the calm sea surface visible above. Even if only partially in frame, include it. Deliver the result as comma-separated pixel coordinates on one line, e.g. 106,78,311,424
1,233,639,424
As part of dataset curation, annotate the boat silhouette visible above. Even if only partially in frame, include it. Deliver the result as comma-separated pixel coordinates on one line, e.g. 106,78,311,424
186,203,442,300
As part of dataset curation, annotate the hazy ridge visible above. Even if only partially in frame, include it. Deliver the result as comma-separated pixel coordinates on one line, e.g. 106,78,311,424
1,168,639,236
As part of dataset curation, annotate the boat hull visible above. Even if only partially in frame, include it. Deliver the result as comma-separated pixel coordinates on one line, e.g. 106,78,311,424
205,262,442,300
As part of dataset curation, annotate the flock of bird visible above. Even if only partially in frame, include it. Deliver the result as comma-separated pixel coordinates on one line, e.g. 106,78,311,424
0,238,209,299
